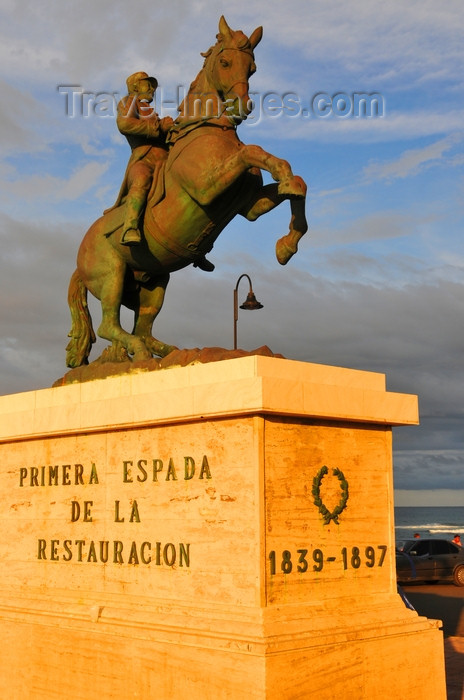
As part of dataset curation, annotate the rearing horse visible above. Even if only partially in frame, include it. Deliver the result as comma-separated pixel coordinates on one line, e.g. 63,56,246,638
66,16,307,368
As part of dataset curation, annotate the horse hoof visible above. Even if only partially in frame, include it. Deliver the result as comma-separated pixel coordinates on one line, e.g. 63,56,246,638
145,339,178,358
132,348,153,362
278,175,306,199
157,343,178,358
276,236,297,265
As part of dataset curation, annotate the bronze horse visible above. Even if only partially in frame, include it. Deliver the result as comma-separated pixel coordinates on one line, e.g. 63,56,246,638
66,16,307,367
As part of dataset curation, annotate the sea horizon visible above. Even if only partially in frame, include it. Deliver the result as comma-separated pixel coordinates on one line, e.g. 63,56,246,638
394,505,464,541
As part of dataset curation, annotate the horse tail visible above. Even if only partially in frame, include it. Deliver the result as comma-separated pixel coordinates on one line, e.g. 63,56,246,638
66,269,96,368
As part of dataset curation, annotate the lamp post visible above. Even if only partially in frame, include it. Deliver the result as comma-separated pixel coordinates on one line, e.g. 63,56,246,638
233,274,263,350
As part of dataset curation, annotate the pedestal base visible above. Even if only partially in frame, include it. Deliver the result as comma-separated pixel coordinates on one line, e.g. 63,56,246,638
0,597,445,699
0,357,446,698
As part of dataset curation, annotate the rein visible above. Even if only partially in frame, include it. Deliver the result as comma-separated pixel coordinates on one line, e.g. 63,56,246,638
167,117,236,147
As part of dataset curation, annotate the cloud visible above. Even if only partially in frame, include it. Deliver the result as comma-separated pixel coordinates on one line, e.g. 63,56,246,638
0,79,50,153
2,0,462,91
1,161,109,203
0,1,198,88
395,489,464,506
394,450,464,491
0,37,63,81
254,0,464,87
244,109,464,144
363,135,463,182
311,211,416,247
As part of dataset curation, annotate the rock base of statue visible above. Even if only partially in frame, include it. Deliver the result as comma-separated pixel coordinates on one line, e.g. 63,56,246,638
0,356,446,699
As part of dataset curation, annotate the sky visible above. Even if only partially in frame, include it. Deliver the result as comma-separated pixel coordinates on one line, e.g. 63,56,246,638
0,0,463,506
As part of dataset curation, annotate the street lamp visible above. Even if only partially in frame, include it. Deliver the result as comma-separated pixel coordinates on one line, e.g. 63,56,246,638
233,274,263,350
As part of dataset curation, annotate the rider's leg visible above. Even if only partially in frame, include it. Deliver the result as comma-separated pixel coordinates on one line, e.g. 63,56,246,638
122,162,152,246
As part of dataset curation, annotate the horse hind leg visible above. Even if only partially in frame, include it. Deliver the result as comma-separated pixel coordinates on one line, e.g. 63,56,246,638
96,263,153,361
131,274,177,358
66,269,96,367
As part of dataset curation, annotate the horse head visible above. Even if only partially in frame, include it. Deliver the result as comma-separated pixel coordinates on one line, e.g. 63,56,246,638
179,16,263,123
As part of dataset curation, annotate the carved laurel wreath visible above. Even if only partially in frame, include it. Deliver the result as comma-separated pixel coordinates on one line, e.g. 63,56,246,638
312,466,349,525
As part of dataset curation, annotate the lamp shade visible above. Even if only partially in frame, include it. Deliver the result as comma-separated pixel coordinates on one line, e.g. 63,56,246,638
240,291,263,311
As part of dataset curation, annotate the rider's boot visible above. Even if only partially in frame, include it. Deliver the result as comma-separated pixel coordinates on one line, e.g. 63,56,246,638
121,190,145,246
121,227,141,246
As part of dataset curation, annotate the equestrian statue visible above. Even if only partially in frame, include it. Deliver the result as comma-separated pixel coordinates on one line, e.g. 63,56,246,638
66,16,308,368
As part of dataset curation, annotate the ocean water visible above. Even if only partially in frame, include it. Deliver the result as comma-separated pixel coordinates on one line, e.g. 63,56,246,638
395,506,464,542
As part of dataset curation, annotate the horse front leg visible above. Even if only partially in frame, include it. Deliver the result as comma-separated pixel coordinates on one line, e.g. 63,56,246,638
194,143,307,265
275,196,308,265
194,144,305,205
238,144,307,200
132,274,178,358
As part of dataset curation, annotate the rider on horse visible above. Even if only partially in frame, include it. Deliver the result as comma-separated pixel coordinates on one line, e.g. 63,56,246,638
66,17,307,369
107,71,215,271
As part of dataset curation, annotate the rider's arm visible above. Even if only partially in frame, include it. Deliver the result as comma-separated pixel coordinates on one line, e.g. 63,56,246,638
116,96,162,141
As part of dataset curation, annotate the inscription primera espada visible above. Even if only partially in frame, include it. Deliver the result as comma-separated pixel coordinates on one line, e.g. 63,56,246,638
18,455,212,487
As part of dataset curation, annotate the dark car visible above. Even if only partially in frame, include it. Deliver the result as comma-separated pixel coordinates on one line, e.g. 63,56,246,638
396,538,464,586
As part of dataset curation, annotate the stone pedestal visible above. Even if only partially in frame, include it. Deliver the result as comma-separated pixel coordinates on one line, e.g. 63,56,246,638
0,357,447,698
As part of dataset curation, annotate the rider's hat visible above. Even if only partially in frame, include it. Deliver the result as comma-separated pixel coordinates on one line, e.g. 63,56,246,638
126,71,158,94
